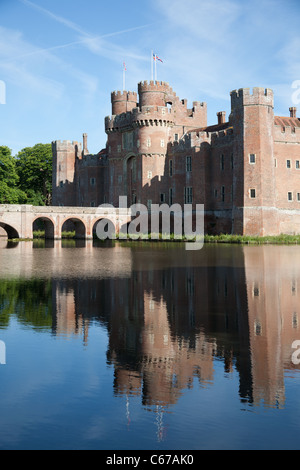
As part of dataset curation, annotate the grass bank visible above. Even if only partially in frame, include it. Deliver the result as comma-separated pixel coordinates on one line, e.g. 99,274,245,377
33,231,76,239
204,234,300,245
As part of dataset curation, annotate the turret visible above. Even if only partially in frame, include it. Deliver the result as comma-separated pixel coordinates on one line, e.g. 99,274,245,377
111,90,138,115
138,81,174,108
230,87,275,235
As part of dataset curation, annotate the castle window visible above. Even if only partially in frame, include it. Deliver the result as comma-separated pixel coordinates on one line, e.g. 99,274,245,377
296,161,300,169
117,145,121,153
250,189,256,199
174,134,179,142
287,160,291,169
288,192,293,201
250,154,256,164
186,156,192,172
147,138,151,148
160,193,166,203
254,320,262,336
184,187,193,204
220,154,225,171
147,171,152,179
169,188,173,205
297,193,300,202
122,132,134,150
293,312,298,329
169,160,173,177
161,139,165,148
221,186,225,202
90,201,95,207
60,181,64,188
90,177,96,186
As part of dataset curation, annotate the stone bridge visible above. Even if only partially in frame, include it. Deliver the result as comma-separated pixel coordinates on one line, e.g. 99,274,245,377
0,205,132,240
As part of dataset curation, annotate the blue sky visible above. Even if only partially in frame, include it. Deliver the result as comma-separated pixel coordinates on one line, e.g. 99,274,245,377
1,0,300,156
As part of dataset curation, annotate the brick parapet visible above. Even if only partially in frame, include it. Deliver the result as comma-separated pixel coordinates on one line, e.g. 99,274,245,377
231,87,274,110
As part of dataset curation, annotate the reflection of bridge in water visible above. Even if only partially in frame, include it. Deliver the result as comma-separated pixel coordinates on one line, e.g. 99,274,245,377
0,204,132,239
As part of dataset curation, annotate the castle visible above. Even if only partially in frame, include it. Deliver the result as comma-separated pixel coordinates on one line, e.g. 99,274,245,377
52,80,300,236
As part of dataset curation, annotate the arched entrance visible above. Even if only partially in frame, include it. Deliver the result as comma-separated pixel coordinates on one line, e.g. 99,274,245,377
62,218,86,239
0,222,20,240
33,217,55,239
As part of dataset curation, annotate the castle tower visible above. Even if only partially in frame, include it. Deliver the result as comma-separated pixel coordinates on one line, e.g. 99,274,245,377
111,91,138,115
230,87,275,235
138,81,173,108
52,140,81,206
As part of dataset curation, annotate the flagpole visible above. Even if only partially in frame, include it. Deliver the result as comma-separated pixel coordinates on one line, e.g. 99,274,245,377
155,55,157,82
123,62,126,91
151,50,154,81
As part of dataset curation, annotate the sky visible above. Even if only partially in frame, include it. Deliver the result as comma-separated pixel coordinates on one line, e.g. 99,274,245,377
1,0,300,156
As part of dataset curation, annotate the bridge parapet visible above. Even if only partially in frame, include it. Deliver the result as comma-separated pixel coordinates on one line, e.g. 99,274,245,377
0,205,132,240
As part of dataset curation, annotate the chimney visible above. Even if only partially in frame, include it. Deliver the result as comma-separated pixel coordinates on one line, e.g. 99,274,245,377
83,133,89,156
217,111,226,125
289,107,297,118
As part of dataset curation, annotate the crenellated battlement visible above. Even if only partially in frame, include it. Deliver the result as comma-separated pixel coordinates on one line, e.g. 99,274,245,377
111,90,138,114
105,106,175,133
76,153,108,168
52,140,83,155
111,90,138,100
274,121,300,143
231,87,274,110
211,127,234,146
138,80,173,93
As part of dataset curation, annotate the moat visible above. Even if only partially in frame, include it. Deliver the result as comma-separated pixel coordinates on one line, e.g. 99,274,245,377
1,239,300,450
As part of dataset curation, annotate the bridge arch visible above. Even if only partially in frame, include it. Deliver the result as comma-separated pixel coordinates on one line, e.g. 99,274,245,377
0,222,20,240
92,218,116,240
61,217,87,239
33,216,55,239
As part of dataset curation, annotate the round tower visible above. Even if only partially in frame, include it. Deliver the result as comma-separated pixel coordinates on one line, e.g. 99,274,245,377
138,81,172,108
111,91,138,115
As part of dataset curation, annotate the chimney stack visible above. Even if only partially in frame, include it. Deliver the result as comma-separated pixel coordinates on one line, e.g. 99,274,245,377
83,133,89,156
290,107,297,118
217,111,226,125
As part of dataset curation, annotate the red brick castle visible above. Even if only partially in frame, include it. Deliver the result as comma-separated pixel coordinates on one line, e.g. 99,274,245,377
52,81,300,236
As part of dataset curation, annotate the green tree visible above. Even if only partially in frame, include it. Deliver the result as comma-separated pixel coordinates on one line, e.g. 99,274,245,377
0,146,27,203
16,143,52,206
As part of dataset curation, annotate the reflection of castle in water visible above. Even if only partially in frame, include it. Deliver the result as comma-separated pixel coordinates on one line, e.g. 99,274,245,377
51,245,300,410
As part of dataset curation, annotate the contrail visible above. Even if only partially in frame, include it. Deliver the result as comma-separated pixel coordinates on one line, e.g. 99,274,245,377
15,0,152,62
19,0,89,36
1,24,151,64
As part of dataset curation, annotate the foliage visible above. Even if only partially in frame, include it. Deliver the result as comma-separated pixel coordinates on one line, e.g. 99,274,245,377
0,146,27,204
15,143,52,206
0,144,52,206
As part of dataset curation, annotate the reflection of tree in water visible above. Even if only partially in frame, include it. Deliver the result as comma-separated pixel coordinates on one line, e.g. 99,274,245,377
0,279,52,329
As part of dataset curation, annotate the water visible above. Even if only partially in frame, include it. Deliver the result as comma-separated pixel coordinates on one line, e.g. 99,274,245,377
0,239,300,450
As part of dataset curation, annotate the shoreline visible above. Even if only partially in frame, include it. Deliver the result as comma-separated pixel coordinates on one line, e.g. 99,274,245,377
2,233,300,245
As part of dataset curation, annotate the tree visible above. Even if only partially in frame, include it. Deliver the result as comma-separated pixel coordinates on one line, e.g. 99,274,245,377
15,143,52,206
0,146,27,204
